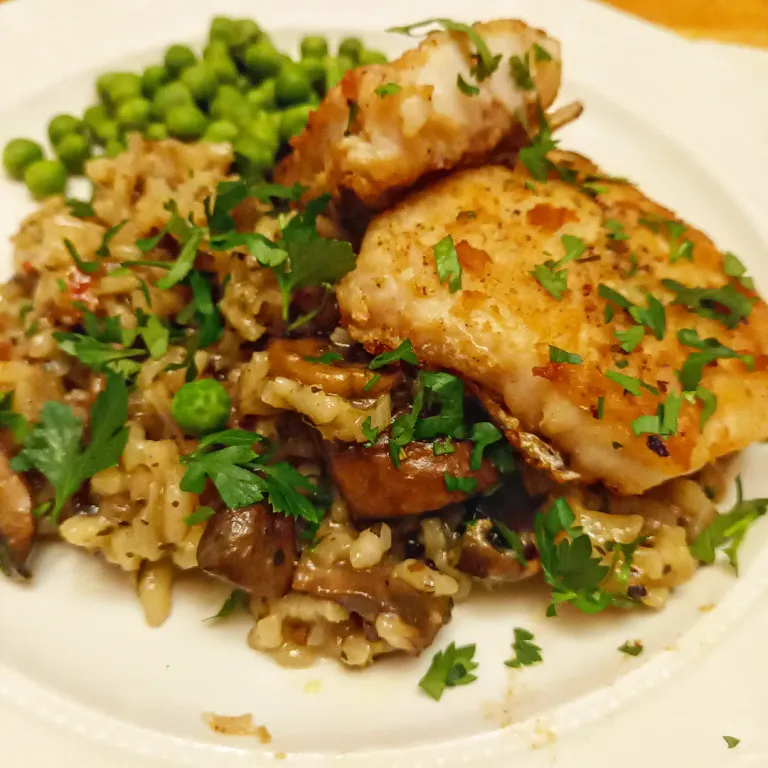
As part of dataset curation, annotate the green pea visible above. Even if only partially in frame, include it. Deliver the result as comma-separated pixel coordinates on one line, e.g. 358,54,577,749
275,62,312,107
246,78,277,111
166,104,208,140
55,133,91,175
338,37,363,63
102,72,142,107
105,138,125,158
207,54,239,85
151,82,193,120
24,159,67,199
203,120,239,143
244,39,282,82
181,63,218,104
279,103,313,143
48,114,85,146
146,122,169,141
358,49,388,66
83,105,109,131
171,379,231,436
141,65,170,99
325,55,354,90
208,16,236,45
3,138,44,180
116,97,151,132
231,18,263,53
301,36,328,60
209,84,242,117
245,113,279,152
164,44,197,77
234,135,275,178
299,57,326,94
92,119,119,145
204,39,230,61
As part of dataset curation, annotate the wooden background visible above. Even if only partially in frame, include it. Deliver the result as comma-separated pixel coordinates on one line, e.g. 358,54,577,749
0,0,766,46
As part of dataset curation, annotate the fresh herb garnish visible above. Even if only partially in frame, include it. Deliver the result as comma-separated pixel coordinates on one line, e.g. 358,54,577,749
456,74,479,96
414,372,466,440
375,82,402,97
418,642,478,701
433,437,456,456
549,346,582,365
531,234,586,299
509,54,534,91
434,235,462,293
444,473,477,493
95,220,128,259
304,351,344,365
519,108,558,182
596,396,605,420
722,251,755,291
630,393,683,438
615,325,645,353
662,279,753,329
10,375,129,521
604,218,629,241
677,328,754,391
469,422,503,470
361,416,380,447
369,339,419,369
388,378,425,467
206,588,250,621
493,520,527,565
64,238,100,274
65,198,96,218
504,627,542,667
605,370,658,396
723,736,740,750
363,373,381,392
185,506,216,526
532,43,552,61
0,391,29,442
618,640,643,656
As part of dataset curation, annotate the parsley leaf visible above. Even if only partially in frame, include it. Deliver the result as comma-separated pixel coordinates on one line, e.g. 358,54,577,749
65,198,96,218
434,235,462,293
363,373,381,392
388,19,501,81
444,473,477,493
723,736,740,750
618,640,643,656
549,346,582,365
519,110,558,181
596,396,605,420
185,506,216,526
414,372,466,440
95,220,127,259
678,328,754,391
418,642,478,701
469,422,502,470
375,82,402,98
722,251,755,291
433,438,456,456
605,218,629,241
505,627,542,668
493,520,527,565
0,391,29,442
531,234,586,299
630,394,682,438
532,43,552,61
689,476,767,574
304,351,344,365
369,339,419,369
205,180,250,235
156,228,204,290
361,416,379,447
10,375,129,521
615,324,645,353
604,370,658,396
456,74,479,96
662,279,753,329
509,54,534,91
205,588,250,621
64,238,100,274
54,332,144,378
388,378,425,466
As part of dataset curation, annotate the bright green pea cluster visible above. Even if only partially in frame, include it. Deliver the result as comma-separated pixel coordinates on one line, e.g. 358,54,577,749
2,17,388,199
171,379,232,436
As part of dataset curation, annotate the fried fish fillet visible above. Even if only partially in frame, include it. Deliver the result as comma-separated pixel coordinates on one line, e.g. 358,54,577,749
337,151,768,495
275,19,561,210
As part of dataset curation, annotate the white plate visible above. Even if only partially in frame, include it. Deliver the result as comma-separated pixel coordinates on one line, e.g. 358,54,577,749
1,1,767,766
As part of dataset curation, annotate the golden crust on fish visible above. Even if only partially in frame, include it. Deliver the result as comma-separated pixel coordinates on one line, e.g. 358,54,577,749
275,19,561,209
337,151,768,495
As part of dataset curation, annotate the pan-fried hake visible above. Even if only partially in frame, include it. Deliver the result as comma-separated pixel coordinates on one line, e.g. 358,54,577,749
337,151,768,495
275,19,561,210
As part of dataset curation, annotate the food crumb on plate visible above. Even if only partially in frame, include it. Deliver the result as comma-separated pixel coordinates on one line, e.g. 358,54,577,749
698,603,716,612
304,679,322,694
203,712,272,742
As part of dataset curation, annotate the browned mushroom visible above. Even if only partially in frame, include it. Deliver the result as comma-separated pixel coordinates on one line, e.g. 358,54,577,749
458,518,540,583
325,440,498,520
267,338,400,398
292,558,451,653
197,504,297,598
0,452,34,578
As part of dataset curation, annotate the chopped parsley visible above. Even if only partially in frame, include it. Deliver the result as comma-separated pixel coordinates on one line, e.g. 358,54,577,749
206,588,250,621
0,391,29,442
531,234,586,299
604,370,658,396
444,473,477,493
65,197,96,218
549,346,582,365
388,377,425,466
363,373,381,392
599,285,666,340
509,54,535,91
532,42,552,61
689,476,767,574
433,437,456,456
369,339,419,369
185,506,216,526
505,627,542,668
418,641,478,701
618,640,643,656
615,325,645,352
623,253,640,278
456,74,479,96
414,372,466,440
95,220,128,259
722,251,755,291
361,417,379,447
723,736,740,750
630,393,683,438
434,235,462,292
519,108,558,181
493,521,527,565
604,218,629,241
64,238,100,274
596,396,605,420
662,279,753,329
10,375,129,521
469,422,503,469
678,328,754,391
304,351,344,365
374,82,402,98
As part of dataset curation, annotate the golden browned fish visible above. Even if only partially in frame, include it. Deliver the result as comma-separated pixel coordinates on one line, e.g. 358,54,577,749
337,151,768,495
275,19,561,209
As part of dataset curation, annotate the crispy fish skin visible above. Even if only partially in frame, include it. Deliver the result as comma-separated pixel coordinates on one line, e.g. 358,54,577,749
275,19,561,209
337,151,768,495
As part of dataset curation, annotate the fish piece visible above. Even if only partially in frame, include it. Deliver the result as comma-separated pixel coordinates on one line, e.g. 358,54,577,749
337,151,768,495
275,19,561,210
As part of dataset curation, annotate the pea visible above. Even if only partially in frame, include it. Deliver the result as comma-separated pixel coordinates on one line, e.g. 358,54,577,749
358,49,388,65
234,135,275,178
166,104,208,140
325,55,354,90
171,379,231,436
55,133,91,174
207,55,239,85
244,39,282,82
245,114,279,152
105,138,125,158
3,139,44,180
141,65,170,99
146,122,169,141
203,120,239,143
48,114,85,146
116,97,151,132
231,19,263,53
83,105,109,131
279,103,313,142
301,35,328,60
181,63,218,104
24,159,67,199
208,16,236,45
164,44,197,77
246,78,277,111
338,37,363,63
92,119,119,145
299,57,326,94
102,72,142,107
275,62,312,106
151,82,193,120
204,39,230,61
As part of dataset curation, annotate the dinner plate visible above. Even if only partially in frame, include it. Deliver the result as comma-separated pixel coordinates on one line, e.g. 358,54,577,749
1,0,767,765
